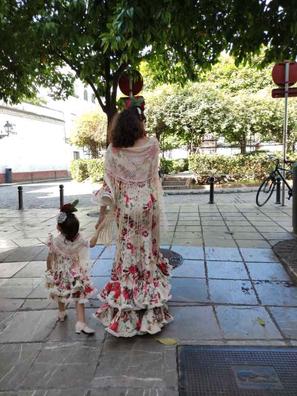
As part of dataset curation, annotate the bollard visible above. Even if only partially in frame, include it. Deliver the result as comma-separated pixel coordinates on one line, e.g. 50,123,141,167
59,184,64,209
275,176,281,204
293,164,297,234
208,176,215,204
18,186,23,210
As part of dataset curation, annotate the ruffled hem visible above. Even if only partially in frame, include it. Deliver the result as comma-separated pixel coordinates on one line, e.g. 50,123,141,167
98,279,172,311
45,270,95,304
94,304,173,337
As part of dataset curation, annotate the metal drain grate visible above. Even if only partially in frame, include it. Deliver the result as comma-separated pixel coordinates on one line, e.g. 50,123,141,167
179,346,297,395
160,248,183,268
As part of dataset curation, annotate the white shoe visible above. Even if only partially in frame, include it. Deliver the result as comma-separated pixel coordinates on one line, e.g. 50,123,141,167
75,321,95,335
58,311,67,322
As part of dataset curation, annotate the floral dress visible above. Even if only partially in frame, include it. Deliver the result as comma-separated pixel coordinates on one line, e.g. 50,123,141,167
45,233,95,304
94,137,173,337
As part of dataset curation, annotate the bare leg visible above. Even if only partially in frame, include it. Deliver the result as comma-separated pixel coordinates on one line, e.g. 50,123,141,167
57,301,67,321
75,302,95,334
75,302,86,323
58,301,65,313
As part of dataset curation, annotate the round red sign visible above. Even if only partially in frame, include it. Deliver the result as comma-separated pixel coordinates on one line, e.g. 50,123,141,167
272,62,297,87
119,70,143,96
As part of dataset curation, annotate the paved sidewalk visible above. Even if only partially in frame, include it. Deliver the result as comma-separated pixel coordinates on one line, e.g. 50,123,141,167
0,197,297,395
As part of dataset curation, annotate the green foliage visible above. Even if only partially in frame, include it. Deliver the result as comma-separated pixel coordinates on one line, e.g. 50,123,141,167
160,158,189,175
70,112,107,158
70,158,104,182
2,1,297,124
160,158,174,175
70,160,89,182
86,159,104,182
189,153,276,184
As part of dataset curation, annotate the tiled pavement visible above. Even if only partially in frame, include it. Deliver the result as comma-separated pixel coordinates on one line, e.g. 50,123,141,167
0,197,297,395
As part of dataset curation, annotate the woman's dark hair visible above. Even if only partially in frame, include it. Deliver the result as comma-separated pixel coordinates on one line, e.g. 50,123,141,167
58,203,79,242
110,107,146,148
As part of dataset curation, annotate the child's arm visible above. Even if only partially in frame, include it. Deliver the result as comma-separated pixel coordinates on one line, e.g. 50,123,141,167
46,252,53,271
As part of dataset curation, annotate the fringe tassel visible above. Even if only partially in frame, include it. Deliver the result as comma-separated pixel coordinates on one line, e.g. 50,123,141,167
96,211,114,246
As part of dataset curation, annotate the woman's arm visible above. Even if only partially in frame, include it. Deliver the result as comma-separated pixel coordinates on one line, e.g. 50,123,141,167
95,205,107,230
46,253,53,271
90,210,107,247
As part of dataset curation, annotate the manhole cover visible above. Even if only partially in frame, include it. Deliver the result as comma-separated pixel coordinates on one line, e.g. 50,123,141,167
179,346,297,395
160,248,183,268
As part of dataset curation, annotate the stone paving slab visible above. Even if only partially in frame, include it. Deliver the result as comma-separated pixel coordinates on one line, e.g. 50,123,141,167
0,343,42,391
0,195,297,393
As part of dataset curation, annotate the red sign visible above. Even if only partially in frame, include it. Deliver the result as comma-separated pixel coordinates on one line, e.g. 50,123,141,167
119,70,143,96
272,62,297,87
272,87,297,98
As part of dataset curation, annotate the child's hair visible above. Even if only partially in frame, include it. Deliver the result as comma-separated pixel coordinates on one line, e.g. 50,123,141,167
57,202,79,242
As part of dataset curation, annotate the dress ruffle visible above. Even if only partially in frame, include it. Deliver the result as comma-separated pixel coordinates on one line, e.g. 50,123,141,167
95,304,173,338
94,256,173,337
45,268,95,304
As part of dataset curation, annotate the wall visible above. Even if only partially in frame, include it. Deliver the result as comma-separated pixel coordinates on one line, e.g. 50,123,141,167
0,102,71,182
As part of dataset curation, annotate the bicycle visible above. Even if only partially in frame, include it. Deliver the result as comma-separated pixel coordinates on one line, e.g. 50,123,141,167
256,158,293,207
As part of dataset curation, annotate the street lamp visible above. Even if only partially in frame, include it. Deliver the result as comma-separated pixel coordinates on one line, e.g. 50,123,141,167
0,121,16,139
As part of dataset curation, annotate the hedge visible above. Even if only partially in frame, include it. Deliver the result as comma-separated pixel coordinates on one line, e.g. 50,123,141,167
160,158,189,175
188,152,297,184
70,159,104,182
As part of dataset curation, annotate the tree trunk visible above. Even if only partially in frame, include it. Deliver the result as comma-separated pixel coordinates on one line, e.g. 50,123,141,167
240,140,247,154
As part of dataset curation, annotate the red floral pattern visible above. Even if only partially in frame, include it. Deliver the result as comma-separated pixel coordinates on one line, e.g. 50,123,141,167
94,180,173,337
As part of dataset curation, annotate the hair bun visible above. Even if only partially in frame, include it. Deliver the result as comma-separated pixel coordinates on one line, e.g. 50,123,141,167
61,200,79,214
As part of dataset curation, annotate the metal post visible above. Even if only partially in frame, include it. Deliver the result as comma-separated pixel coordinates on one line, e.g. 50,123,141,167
17,186,23,210
275,176,281,204
292,164,297,233
59,184,64,209
209,177,214,204
282,61,290,206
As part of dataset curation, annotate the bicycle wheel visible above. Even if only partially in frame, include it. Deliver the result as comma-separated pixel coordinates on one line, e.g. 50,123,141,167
256,176,276,207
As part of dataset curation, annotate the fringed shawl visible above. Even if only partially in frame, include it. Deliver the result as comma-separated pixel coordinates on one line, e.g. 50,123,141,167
93,137,166,244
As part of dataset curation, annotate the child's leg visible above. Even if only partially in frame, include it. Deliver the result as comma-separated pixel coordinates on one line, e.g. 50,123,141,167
75,302,95,334
58,301,66,312
75,301,86,323
57,301,67,321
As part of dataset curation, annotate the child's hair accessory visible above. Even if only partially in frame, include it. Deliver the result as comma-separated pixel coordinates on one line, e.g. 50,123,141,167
57,200,79,224
57,212,67,224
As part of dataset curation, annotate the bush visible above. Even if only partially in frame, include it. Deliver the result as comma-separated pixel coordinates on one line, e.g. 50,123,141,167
160,158,189,174
70,158,104,182
188,153,279,184
160,158,174,174
172,158,189,173
70,160,89,182
87,158,104,182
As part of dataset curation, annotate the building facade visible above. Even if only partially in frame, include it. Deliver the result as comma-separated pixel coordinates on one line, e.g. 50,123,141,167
0,82,99,183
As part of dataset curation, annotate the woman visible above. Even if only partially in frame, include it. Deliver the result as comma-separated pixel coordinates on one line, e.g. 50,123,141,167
94,106,173,337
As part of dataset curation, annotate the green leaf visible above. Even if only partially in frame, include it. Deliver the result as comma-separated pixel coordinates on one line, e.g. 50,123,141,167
155,337,178,346
256,317,266,327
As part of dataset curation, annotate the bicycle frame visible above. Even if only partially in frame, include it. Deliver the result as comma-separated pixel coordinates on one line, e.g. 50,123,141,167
271,160,292,194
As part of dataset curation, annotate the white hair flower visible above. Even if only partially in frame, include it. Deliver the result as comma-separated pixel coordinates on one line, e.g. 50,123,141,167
57,212,67,224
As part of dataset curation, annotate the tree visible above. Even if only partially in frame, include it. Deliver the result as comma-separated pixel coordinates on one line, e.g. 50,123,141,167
2,0,297,141
70,112,106,158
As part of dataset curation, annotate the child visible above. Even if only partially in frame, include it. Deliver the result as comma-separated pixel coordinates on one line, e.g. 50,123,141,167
45,200,102,335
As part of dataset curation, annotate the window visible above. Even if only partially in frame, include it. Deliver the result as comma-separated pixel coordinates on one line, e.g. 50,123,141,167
83,89,88,101
91,93,96,103
73,151,80,160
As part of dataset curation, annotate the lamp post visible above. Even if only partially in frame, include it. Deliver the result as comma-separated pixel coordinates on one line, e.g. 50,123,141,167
0,121,16,139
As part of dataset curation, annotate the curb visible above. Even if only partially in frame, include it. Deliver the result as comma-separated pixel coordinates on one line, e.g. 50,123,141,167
164,187,259,195
0,178,71,188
